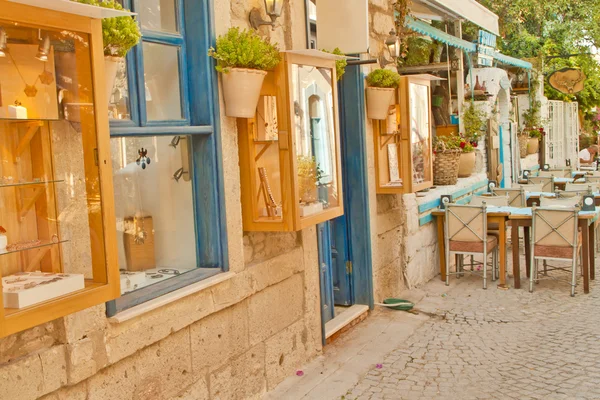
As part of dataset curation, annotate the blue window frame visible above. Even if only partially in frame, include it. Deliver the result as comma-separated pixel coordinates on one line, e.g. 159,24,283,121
106,0,227,316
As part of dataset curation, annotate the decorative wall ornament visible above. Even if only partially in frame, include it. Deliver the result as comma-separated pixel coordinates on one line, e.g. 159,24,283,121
548,68,586,94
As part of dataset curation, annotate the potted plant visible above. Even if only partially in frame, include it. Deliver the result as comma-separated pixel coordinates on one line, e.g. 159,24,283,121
322,48,347,81
208,27,280,118
457,136,476,177
526,127,544,154
433,135,461,186
0,226,6,251
74,0,141,104
297,156,318,204
366,69,401,120
316,163,329,207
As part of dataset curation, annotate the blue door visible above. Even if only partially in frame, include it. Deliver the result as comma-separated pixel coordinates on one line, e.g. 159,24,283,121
317,222,335,324
330,218,353,305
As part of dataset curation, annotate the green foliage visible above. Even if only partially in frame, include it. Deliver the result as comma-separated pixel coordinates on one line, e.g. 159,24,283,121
73,0,141,57
208,27,280,73
526,127,544,139
462,103,487,140
366,69,401,88
322,48,347,81
297,156,318,181
522,100,542,129
404,37,432,66
433,135,461,153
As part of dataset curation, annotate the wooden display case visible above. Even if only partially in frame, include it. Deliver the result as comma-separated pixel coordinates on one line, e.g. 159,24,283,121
0,1,119,337
374,75,438,194
238,51,344,231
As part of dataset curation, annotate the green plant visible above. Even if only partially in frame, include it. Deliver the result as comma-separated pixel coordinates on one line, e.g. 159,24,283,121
297,156,318,181
208,27,280,73
322,48,347,81
462,102,487,141
404,37,436,66
522,100,542,129
73,0,141,57
366,69,401,88
433,135,461,153
526,127,545,139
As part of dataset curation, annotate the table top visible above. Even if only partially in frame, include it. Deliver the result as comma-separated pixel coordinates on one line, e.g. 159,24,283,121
526,192,600,199
433,206,600,221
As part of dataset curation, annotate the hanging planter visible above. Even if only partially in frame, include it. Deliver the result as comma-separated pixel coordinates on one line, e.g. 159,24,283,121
366,69,401,120
73,0,141,105
209,28,281,118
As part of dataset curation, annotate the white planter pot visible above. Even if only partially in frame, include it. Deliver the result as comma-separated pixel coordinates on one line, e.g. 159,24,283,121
222,68,268,118
366,87,395,120
104,56,121,105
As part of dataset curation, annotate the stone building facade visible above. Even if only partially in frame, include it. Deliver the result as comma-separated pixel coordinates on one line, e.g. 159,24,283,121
0,1,483,399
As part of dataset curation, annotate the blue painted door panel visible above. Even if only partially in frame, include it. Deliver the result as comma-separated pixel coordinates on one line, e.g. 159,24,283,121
317,222,335,324
330,218,352,306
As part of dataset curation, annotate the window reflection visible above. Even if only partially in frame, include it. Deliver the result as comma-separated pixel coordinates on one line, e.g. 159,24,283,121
410,83,432,185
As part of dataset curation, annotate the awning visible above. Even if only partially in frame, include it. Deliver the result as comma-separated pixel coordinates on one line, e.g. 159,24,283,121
405,16,477,53
411,0,499,36
493,52,533,69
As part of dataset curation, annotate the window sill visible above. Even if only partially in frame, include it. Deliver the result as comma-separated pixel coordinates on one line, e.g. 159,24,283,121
108,271,235,324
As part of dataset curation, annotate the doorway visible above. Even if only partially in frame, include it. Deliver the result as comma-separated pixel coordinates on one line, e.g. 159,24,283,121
317,62,373,343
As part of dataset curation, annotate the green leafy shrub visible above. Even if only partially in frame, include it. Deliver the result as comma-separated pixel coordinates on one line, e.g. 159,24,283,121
366,69,401,88
433,135,461,153
208,27,280,73
322,48,347,81
462,102,487,141
72,0,141,57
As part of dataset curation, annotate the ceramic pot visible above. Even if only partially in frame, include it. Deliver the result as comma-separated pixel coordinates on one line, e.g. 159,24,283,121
458,151,476,177
366,87,395,120
527,138,539,155
221,68,268,118
104,56,121,105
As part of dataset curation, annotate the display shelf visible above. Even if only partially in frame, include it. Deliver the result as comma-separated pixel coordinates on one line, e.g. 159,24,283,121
0,179,64,188
0,240,69,256
7,0,136,18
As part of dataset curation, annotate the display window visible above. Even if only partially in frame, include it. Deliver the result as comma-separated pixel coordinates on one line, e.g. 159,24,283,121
106,0,227,315
0,2,120,337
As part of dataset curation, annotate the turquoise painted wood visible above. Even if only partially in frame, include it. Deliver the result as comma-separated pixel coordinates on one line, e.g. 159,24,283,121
499,126,506,188
317,223,335,325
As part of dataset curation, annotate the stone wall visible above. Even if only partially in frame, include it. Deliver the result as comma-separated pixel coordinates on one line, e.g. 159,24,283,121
0,1,323,400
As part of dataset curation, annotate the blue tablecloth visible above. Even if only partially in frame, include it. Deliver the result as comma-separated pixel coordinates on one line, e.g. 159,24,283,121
487,206,600,219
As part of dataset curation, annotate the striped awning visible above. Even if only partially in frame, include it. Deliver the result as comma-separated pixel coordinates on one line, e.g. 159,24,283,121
405,16,477,53
493,52,533,69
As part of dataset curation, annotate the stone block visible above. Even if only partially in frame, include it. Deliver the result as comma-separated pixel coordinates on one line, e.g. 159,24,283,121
370,0,390,10
0,352,44,400
376,210,404,235
190,301,249,373
106,287,214,364
248,246,304,292
371,11,394,36
0,322,62,364
62,305,107,344
88,328,193,400
248,274,304,345
174,373,209,400
40,345,67,393
211,271,254,311
375,228,402,269
264,320,309,390
66,338,97,385
209,344,266,400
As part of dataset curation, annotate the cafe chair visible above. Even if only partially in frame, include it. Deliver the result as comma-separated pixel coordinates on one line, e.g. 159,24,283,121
565,182,599,193
549,169,572,178
585,176,600,186
557,190,587,199
517,183,545,193
492,188,525,207
527,176,553,192
444,203,499,289
529,206,582,296
469,195,509,207
538,171,556,178
540,196,582,208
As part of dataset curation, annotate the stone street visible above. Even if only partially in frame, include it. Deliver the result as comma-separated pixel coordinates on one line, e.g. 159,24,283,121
344,258,600,400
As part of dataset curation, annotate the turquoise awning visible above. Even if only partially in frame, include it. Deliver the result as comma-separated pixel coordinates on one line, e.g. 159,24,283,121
493,52,533,69
405,16,477,53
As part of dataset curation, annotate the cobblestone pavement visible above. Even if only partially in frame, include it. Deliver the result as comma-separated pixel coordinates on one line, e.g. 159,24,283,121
344,256,600,400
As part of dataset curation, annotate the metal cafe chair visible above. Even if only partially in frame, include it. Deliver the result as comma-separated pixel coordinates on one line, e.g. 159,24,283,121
444,203,499,289
529,206,582,296
492,188,525,207
469,195,509,207
538,171,556,178
565,182,599,193
540,196,582,208
527,176,554,193
517,183,545,193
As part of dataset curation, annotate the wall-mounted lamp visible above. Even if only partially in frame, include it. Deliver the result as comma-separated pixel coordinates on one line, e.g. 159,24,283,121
379,30,400,68
0,28,7,58
35,34,50,62
249,0,285,30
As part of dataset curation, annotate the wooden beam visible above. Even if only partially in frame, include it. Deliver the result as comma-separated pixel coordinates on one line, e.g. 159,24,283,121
19,187,44,220
25,246,51,272
13,122,43,163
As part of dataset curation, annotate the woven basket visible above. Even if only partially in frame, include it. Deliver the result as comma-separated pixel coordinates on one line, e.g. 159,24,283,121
518,135,529,158
433,149,461,186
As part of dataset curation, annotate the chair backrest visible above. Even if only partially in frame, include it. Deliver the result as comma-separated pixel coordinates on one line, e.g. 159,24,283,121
588,171,600,177
538,171,555,178
540,196,581,208
492,188,524,207
528,176,553,192
586,176,600,184
445,204,486,245
532,207,579,256
518,183,545,193
565,182,598,193
557,190,587,199
470,194,508,207
549,169,572,178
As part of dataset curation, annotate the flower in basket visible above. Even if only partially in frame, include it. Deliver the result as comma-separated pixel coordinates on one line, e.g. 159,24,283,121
433,135,461,154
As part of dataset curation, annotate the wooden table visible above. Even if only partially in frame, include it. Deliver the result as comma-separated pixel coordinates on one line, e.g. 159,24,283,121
433,210,509,289
509,208,598,294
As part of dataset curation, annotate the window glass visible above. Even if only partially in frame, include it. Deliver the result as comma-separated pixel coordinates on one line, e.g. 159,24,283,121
111,135,207,294
143,42,183,121
139,0,178,33
107,57,131,120
410,83,432,185
292,64,339,216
